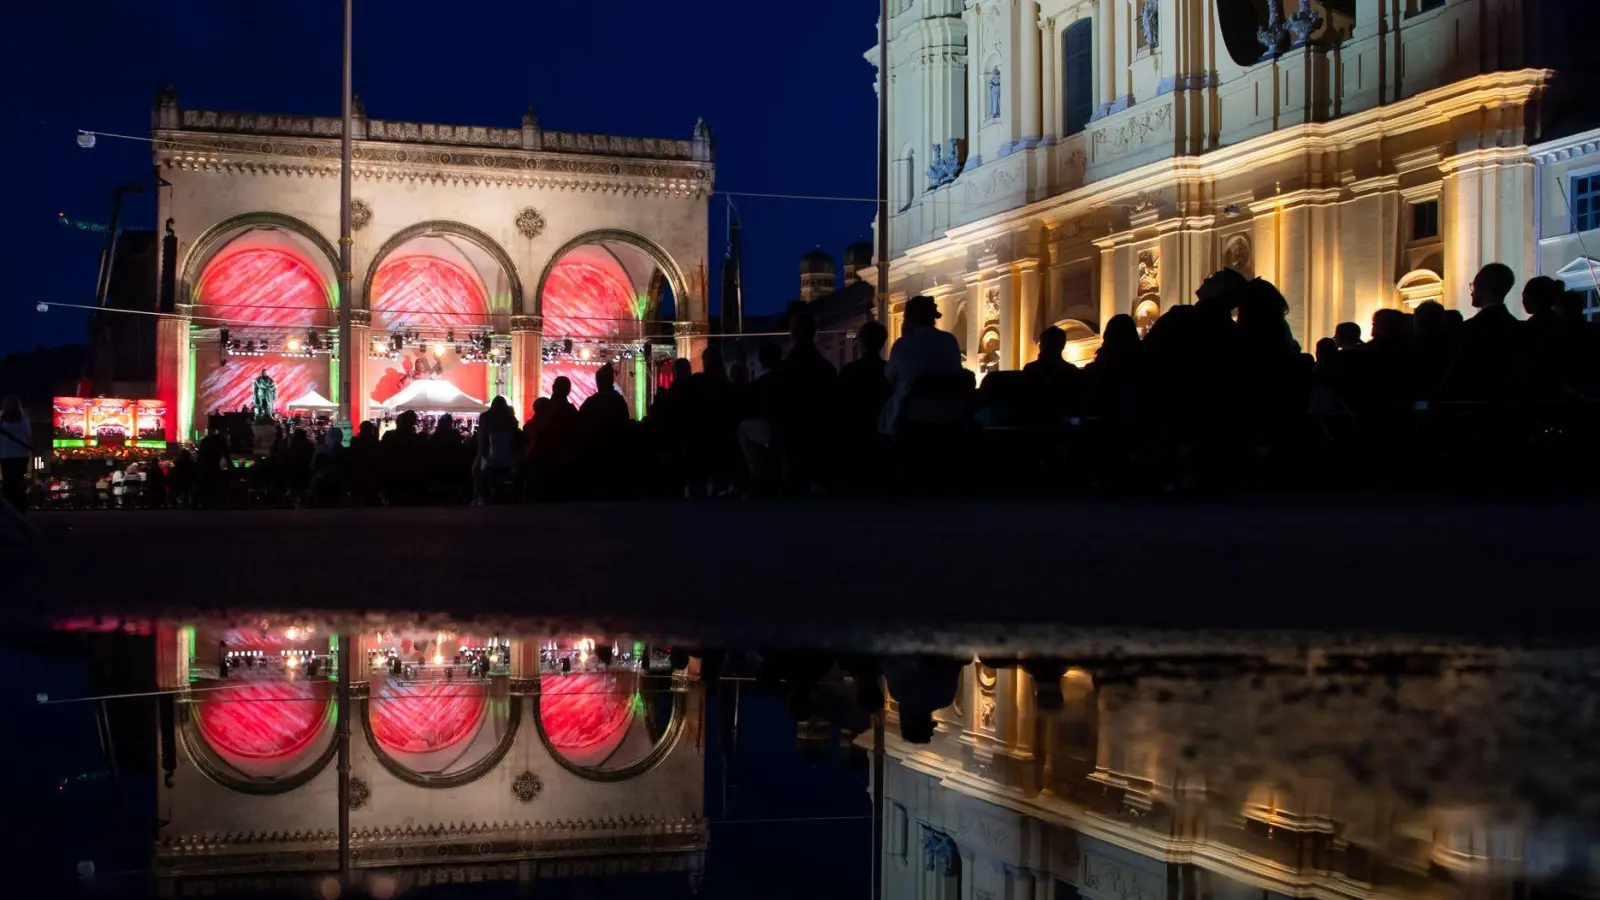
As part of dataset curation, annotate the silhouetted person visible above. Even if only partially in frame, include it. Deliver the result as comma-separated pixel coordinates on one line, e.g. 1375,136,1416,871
1194,267,1250,319
533,378,580,500
1084,313,1141,421
379,410,426,505
579,365,632,498
347,421,381,505
1449,262,1522,400
737,342,785,491
834,321,891,492
687,347,738,496
194,425,234,508
1335,322,1363,351
0,395,30,514
425,413,468,503
774,311,837,493
475,396,520,504
309,427,346,507
881,295,964,435
1022,325,1084,421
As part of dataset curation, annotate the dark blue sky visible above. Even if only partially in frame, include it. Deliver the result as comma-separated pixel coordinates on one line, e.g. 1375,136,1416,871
2,0,879,356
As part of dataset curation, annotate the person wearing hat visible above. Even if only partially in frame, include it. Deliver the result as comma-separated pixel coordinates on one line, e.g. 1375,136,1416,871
879,295,964,434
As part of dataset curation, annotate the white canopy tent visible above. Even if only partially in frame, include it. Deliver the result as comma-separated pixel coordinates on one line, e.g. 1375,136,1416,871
284,389,338,410
380,379,487,415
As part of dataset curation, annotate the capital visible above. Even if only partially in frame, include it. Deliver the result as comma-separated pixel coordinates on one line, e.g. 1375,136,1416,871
510,314,543,333
349,309,372,328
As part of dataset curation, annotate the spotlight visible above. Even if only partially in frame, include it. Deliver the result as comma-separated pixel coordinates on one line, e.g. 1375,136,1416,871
36,302,48,313
578,346,592,360
1224,203,1241,217
432,343,447,358
371,339,387,356
77,132,96,149
286,337,304,353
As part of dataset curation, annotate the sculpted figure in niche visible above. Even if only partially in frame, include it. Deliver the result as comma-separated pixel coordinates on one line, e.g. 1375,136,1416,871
988,68,1002,119
1140,0,1159,49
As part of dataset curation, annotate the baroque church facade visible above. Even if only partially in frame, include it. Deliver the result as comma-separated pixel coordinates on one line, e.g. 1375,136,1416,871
868,0,1595,370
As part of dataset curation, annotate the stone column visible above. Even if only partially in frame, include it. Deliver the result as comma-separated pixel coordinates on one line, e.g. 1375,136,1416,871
1040,16,1060,139
155,310,189,443
1014,260,1042,365
1097,0,1116,109
1092,236,1120,328
510,314,543,421
1018,1,1043,141
347,309,371,426
675,321,708,373
963,4,983,156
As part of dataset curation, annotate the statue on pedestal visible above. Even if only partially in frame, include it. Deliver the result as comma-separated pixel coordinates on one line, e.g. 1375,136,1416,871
252,370,278,423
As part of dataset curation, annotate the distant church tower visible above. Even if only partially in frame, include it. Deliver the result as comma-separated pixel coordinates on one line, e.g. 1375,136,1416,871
843,241,873,283
800,249,835,302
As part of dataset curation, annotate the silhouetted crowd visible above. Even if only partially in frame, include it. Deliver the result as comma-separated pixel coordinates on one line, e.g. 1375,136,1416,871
20,260,1600,512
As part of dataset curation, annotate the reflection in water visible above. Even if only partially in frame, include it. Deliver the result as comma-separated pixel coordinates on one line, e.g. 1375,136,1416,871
23,621,1600,898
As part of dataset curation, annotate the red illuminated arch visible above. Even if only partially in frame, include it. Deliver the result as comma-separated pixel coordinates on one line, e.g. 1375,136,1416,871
195,247,331,327
370,255,491,331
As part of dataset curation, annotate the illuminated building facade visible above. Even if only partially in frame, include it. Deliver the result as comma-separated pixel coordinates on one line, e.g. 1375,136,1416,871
150,89,713,439
869,0,1593,370
153,626,705,895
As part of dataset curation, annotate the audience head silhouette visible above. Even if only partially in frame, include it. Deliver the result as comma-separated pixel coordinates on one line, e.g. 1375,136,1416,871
790,311,818,345
858,321,889,358
595,364,615,393
1038,325,1068,360
552,377,572,402
1523,275,1563,318
904,295,941,330
1471,263,1516,309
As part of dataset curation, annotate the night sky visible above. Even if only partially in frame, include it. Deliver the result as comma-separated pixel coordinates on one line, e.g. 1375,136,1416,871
3,0,880,357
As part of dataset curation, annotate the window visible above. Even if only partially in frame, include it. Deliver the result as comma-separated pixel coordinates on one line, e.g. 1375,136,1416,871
1571,173,1600,233
1584,289,1600,323
1411,199,1439,241
1062,20,1094,136
1421,0,1445,9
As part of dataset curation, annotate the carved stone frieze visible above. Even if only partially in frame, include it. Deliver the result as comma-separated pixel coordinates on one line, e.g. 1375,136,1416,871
1090,104,1173,160
349,777,371,810
350,198,372,232
512,770,543,803
153,133,713,197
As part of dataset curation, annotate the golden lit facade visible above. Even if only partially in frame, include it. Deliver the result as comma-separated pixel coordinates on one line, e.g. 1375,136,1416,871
868,0,1566,367
873,659,1576,900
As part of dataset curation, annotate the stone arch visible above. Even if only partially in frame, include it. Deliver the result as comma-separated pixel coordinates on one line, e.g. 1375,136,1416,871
532,672,687,783
179,211,340,309
1397,268,1444,308
1216,0,1271,66
533,229,691,323
363,220,524,316
358,690,523,789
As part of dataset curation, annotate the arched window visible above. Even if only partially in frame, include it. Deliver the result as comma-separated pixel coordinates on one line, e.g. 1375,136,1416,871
1062,20,1094,136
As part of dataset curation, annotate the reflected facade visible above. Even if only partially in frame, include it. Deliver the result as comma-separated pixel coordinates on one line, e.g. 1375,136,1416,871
875,659,1597,900
154,625,704,896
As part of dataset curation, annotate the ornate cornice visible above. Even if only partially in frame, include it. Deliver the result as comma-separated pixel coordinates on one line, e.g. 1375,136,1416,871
156,815,709,875
154,130,713,197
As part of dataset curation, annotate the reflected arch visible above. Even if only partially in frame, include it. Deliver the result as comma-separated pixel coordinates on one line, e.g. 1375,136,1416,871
533,670,686,782
359,680,522,789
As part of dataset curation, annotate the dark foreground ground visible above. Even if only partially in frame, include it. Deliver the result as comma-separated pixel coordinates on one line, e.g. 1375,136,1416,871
4,494,1592,650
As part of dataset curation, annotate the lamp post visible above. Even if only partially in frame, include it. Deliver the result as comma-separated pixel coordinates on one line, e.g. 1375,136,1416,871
336,0,355,434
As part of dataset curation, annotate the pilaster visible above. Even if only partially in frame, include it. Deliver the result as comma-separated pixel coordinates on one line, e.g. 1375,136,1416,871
509,314,543,421
349,309,371,425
